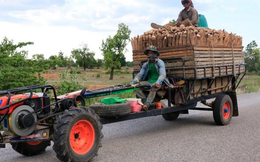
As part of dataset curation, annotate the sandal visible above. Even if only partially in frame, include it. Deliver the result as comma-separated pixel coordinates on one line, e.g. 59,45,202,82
142,105,148,111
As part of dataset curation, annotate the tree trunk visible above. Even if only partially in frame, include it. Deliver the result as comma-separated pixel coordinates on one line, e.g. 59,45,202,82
109,67,114,80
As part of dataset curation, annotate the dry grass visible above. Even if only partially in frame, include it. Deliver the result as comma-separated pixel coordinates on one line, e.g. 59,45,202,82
40,67,135,106
42,67,133,89
238,74,260,93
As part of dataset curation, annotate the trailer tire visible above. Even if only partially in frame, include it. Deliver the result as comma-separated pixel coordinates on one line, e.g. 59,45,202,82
89,103,131,118
162,112,180,121
11,141,50,156
213,94,233,125
52,107,103,162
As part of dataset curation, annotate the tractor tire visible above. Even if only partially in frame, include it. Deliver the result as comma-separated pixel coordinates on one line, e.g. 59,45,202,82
11,141,50,156
213,94,233,125
162,112,180,121
52,107,103,162
89,103,131,118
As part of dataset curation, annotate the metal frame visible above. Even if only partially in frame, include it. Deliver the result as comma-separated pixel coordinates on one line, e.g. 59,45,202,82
100,102,197,124
124,58,246,125
0,85,58,123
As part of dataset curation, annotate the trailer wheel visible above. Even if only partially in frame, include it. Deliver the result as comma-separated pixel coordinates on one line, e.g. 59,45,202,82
213,94,233,125
52,107,102,162
162,112,180,121
11,141,50,156
89,103,131,118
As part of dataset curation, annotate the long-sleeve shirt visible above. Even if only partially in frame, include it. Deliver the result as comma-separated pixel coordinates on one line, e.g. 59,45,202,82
177,6,198,26
131,58,166,85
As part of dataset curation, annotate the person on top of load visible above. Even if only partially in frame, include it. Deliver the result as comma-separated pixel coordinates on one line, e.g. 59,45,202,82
130,46,166,111
151,0,198,29
177,0,198,27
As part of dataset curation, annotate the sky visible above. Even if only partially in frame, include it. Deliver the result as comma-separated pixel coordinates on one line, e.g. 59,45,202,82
0,0,259,61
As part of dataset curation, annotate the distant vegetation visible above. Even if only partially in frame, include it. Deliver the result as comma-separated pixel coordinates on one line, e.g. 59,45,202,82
0,31,133,95
244,41,260,74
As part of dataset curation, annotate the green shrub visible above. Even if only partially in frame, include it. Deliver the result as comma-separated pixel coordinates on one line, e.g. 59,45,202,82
55,70,83,95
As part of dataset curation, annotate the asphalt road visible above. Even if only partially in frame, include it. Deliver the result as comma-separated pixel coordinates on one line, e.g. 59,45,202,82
1,92,260,162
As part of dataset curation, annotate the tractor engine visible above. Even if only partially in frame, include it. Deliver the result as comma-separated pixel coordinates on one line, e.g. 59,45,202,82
1,92,50,136
7,105,37,136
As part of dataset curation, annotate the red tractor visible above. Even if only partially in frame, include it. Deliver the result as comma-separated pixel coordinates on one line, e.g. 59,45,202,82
0,85,102,162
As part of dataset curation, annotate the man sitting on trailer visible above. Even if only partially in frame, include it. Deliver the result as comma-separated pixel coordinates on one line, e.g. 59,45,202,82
130,46,166,111
151,0,198,29
177,0,198,27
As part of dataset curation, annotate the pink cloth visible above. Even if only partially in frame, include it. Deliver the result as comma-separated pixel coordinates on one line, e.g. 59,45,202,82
190,0,194,8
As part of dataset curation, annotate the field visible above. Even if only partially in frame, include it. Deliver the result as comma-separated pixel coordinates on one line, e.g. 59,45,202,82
42,67,257,95
42,67,133,90
41,67,135,105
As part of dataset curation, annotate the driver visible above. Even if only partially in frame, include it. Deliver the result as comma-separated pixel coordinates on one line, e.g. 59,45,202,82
130,46,166,111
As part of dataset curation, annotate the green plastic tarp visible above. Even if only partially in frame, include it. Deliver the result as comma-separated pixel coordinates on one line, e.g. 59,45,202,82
101,97,126,105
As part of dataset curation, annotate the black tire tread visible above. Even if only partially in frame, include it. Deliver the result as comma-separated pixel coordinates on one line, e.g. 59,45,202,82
89,102,131,118
213,94,233,125
11,141,50,156
162,112,180,121
52,107,103,162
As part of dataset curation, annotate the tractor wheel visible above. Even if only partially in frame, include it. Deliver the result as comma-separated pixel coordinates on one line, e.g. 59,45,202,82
52,107,103,162
89,102,131,118
11,141,50,156
162,112,180,121
213,94,233,125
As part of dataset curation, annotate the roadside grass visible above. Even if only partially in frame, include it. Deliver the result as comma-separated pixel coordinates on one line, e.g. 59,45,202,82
238,74,260,93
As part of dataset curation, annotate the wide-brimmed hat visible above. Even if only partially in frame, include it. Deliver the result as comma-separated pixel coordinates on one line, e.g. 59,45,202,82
144,46,160,56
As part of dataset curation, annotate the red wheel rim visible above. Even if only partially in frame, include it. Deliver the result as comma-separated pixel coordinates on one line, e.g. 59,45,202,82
27,141,42,145
70,120,95,155
223,101,231,119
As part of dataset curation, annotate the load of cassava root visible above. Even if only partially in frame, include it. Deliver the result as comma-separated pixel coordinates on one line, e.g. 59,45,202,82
131,25,242,51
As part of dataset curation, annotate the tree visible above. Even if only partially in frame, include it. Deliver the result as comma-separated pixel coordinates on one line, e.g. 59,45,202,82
244,41,260,73
71,44,96,70
48,52,75,69
57,51,75,68
32,54,45,60
119,55,126,67
58,51,65,61
48,55,63,69
100,23,131,80
0,37,48,90
96,59,103,69
63,56,75,68
169,19,177,24
126,61,133,67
